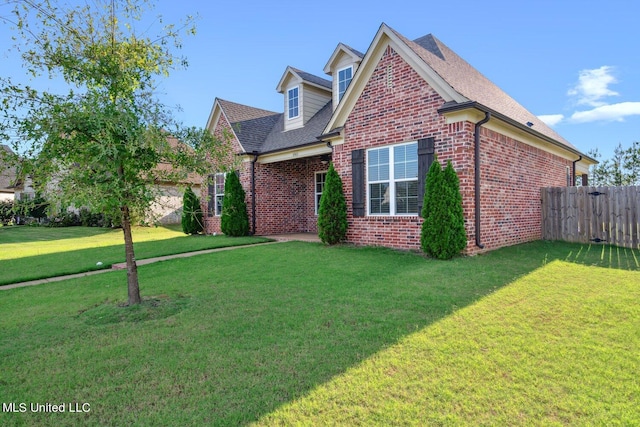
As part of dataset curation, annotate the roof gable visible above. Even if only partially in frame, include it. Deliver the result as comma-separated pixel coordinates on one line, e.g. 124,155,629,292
323,43,365,75
276,66,331,93
207,98,280,153
324,23,467,134
324,23,582,157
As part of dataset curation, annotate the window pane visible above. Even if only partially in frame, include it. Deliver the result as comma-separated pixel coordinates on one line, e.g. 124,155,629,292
216,195,224,216
338,67,353,101
315,172,327,214
316,172,326,193
288,87,299,118
395,181,418,214
369,183,390,214
394,143,418,179
215,173,225,195
368,148,389,182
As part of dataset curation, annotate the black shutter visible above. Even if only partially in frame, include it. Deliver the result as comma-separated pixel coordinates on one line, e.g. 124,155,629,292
352,149,365,217
417,137,435,217
207,174,215,218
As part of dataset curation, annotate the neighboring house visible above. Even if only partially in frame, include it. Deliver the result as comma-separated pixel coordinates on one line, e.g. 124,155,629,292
2,139,197,225
203,23,595,254
0,145,18,202
149,137,203,225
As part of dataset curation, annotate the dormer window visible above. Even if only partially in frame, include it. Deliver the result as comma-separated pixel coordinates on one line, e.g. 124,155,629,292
287,86,299,119
338,66,353,101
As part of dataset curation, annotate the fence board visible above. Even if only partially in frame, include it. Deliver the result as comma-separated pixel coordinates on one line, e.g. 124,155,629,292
541,186,640,249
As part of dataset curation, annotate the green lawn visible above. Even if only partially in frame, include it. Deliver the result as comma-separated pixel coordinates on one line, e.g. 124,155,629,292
0,240,638,426
0,225,271,285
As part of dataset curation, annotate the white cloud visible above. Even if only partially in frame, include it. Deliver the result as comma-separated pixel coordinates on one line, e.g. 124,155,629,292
567,66,619,107
538,114,565,126
570,102,640,123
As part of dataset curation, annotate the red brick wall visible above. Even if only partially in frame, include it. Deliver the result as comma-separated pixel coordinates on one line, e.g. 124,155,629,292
474,127,570,253
250,157,326,235
334,45,570,253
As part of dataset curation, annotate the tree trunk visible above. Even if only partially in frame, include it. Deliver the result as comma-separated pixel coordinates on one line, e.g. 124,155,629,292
121,205,141,305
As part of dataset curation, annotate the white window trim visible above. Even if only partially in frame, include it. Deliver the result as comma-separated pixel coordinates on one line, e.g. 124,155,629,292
366,141,419,217
337,65,353,102
287,86,300,120
214,172,226,216
314,170,328,215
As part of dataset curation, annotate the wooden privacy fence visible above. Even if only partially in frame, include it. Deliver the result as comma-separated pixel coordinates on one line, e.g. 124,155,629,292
541,186,640,249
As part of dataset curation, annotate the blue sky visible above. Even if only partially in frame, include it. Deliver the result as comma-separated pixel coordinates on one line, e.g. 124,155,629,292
1,0,639,160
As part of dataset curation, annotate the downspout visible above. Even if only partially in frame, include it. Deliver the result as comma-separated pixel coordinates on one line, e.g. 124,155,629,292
251,151,258,235
572,156,582,186
475,112,491,249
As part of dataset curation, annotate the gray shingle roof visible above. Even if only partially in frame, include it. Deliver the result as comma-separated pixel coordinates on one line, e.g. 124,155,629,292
400,30,577,150
291,68,332,90
217,99,280,153
261,101,333,153
341,43,365,59
216,98,332,155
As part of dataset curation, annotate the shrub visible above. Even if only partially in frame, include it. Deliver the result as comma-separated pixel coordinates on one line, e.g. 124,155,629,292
48,211,81,227
14,195,49,223
421,159,467,259
181,186,203,235
0,200,14,225
221,171,249,237
317,163,347,245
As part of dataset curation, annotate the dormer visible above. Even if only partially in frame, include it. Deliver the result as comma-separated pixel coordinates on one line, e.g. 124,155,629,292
323,43,364,111
276,67,331,132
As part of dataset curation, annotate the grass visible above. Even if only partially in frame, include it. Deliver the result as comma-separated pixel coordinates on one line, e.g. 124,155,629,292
0,225,271,285
0,240,638,426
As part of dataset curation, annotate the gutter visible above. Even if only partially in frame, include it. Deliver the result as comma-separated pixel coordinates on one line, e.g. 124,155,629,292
438,101,597,164
572,156,582,186
250,151,258,235
474,112,491,249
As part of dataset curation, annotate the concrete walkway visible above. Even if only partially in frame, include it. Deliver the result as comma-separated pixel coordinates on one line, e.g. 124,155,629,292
1,234,321,291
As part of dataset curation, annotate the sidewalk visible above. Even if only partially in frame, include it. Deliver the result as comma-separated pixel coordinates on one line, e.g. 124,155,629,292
2,234,322,291
1,241,281,291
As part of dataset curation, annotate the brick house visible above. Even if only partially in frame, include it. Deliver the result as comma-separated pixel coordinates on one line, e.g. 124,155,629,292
203,23,595,253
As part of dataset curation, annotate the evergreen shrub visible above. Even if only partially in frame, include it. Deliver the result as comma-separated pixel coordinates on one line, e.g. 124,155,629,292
221,172,249,236
317,163,348,245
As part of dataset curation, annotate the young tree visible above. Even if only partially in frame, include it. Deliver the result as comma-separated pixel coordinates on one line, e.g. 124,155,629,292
181,186,203,235
220,172,249,237
0,1,232,304
588,142,640,186
317,163,347,245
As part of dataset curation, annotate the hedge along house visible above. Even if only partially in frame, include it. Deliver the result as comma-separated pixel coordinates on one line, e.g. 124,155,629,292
203,23,596,253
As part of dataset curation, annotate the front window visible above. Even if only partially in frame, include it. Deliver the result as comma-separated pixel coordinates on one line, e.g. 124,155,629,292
215,173,225,216
338,66,353,101
287,87,299,119
315,171,327,215
367,142,418,215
